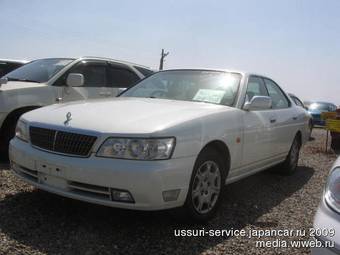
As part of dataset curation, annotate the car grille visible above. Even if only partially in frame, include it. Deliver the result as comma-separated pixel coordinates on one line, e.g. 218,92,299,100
29,126,97,157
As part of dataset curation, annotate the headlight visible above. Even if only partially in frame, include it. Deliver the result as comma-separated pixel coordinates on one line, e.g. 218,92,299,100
325,167,340,213
15,120,29,142
96,137,175,160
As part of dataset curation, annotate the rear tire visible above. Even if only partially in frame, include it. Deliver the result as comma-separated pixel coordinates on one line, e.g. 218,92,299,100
308,121,313,140
278,136,301,175
180,148,226,222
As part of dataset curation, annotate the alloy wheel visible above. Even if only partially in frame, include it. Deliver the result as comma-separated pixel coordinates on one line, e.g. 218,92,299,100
191,161,221,214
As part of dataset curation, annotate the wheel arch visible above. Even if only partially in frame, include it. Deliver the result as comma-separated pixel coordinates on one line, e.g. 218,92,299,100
199,140,231,179
0,106,41,133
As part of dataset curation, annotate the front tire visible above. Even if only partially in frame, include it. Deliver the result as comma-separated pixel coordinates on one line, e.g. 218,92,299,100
182,148,226,222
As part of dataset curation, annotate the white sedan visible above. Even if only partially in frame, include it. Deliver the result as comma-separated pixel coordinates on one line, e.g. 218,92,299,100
9,69,310,221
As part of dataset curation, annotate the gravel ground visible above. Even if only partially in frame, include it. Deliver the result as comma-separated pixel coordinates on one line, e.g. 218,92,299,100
0,128,338,255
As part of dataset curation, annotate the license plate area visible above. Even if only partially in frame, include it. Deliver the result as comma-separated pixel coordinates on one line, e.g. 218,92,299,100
36,161,65,178
36,161,67,189
38,173,67,189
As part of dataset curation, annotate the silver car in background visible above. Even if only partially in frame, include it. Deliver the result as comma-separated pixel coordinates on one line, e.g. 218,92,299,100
0,59,29,77
312,157,340,254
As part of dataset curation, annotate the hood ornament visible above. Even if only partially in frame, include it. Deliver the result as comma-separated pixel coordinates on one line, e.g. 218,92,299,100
64,112,72,126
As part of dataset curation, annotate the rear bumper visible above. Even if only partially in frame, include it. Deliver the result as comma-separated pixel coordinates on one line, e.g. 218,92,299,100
9,137,196,210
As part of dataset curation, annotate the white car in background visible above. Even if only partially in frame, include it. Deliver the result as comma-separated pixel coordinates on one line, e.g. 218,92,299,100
0,57,153,158
9,69,310,221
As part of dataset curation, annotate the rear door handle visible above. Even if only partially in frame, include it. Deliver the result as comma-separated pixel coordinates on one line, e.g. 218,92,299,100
270,118,276,123
292,116,298,120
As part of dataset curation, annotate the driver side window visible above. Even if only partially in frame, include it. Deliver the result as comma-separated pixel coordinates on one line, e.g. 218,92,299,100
264,78,290,109
246,76,268,102
54,61,107,87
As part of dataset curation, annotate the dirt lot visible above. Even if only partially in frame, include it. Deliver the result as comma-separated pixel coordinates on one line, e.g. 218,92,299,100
0,128,338,255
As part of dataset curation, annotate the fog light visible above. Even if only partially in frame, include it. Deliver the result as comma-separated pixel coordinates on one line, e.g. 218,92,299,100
162,189,180,202
110,189,134,203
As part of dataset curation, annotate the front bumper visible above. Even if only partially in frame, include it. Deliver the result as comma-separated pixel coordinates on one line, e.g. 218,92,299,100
311,198,340,255
9,138,196,210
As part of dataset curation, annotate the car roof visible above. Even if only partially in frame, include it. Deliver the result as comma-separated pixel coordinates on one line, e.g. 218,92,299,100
310,101,336,105
0,59,30,64
26,57,153,70
160,68,276,79
79,56,152,70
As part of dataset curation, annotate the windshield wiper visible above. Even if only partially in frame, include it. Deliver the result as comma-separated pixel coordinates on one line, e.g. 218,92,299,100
7,77,40,83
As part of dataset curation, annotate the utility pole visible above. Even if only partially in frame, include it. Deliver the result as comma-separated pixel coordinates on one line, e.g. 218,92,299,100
159,49,169,70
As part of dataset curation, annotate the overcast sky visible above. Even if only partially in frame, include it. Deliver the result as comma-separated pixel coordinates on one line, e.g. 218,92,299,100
1,0,339,104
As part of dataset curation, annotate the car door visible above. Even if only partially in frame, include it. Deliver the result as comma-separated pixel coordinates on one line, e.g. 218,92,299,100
263,78,298,156
107,62,141,96
54,60,111,102
240,76,277,173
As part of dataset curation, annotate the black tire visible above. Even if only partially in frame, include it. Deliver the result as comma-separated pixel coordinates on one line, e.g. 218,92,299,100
0,116,19,161
181,148,226,222
278,136,301,175
308,121,313,140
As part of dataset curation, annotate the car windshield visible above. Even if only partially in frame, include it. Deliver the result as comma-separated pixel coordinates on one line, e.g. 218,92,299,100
309,103,333,111
5,58,74,83
121,70,241,106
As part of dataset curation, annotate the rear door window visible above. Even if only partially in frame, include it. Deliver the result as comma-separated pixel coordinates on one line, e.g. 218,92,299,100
134,66,154,77
107,64,140,88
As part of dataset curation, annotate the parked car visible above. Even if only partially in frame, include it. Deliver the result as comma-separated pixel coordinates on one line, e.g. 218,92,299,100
9,69,310,221
312,157,340,254
0,57,153,158
289,93,313,137
308,102,337,126
0,59,29,77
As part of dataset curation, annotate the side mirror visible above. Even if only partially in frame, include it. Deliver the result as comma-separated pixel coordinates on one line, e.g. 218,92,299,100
243,96,272,111
66,73,84,87
0,77,8,86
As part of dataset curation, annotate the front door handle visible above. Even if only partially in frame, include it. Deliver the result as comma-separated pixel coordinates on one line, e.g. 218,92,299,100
270,118,276,123
292,116,298,120
99,92,112,96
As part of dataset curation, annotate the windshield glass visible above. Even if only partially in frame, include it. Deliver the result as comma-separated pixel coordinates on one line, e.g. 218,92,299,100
308,103,333,111
5,58,74,83
121,70,241,106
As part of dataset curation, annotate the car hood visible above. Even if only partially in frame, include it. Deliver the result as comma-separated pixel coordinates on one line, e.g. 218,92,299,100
23,97,234,134
0,81,45,91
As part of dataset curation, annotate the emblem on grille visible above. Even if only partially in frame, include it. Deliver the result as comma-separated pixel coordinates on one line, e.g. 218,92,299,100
64,112,72,126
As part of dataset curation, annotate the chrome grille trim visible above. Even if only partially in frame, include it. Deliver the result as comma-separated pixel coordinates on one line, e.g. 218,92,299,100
29,126,97,157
